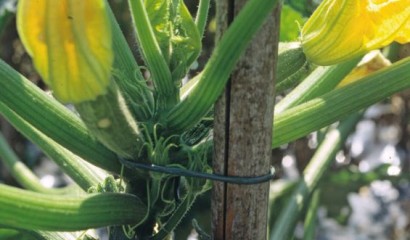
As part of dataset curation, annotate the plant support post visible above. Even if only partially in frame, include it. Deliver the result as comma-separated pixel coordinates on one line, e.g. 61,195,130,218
212,1,281,239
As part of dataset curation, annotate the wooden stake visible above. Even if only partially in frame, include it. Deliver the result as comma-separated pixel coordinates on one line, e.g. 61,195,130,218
212,1,281,239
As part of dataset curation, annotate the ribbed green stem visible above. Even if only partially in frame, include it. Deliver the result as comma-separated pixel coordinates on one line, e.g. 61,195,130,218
0,229,36,240
0,60,121,174
108,2,154,121
273,57,410,148
127,0,177,110
0,227,78,240
269,113,362,240
108,1,144,80
0,104,104,191
0,184,147,231
180,42,308,99
275,57,360,114
303,189,320,240
163,0,279,134
195,0,211,38
0,132,82,194
267,180,297,238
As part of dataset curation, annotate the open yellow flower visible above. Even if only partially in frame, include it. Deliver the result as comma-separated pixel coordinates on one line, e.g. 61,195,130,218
302,0,410,66
17,0,113,103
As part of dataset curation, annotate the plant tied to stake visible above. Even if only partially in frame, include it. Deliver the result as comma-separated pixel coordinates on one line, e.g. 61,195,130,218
1,0,410,239
15,0,212,238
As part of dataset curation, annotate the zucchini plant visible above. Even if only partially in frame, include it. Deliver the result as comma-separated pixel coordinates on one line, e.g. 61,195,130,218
0,0,410,239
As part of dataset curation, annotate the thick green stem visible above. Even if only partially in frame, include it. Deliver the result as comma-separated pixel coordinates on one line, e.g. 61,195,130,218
0,132,83,194
195,0,211,38
273,57,410,148
108,1,154,121
0,184,147,231
0,105,104,191
303,189,320,240
0,227,78,240
127,0,177,110
0,59,121,173
162,0,279,134
269,113,362,240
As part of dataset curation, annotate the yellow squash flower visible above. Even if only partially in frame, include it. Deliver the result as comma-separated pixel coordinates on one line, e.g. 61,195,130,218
338,50,391,87
301,0,410,66
17,0,113,103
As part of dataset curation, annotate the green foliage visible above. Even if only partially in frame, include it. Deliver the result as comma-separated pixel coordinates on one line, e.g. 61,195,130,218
0,0,410,239
145,0,201,82
279,5,304,42
0,229,32,240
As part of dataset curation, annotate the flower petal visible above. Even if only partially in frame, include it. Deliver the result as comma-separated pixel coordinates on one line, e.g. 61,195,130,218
17,0,113,103
302,0,410,66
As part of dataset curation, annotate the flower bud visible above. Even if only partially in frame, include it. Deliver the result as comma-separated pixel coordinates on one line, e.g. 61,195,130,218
17,0,113,103
301,0,410,66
